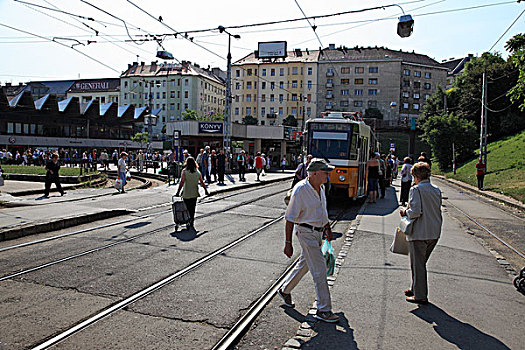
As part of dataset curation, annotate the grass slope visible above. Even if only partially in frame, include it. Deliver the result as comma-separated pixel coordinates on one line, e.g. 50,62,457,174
446,130,525,203
1,165,96,176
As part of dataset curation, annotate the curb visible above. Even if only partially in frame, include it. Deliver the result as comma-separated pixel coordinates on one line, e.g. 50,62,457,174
0,209,133,242
6,177,108,197
433,175,524,212
206,174,294,197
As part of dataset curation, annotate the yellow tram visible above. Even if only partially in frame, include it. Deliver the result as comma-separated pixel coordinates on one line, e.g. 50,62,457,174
304,112,379,199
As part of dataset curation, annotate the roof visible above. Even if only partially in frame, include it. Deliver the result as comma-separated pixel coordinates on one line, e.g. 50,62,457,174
234,49,320,65
317,46,445,68
440,55,474,75
24,80,76,95
121,62,225,85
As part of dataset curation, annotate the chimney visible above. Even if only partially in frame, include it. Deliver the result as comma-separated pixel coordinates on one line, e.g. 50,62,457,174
306,48,309,54
328,43,335,50
128,64,132,69
6,82,11,87
194,63,200,68
132,61,138,66
141,61,145,66
150,61,158,72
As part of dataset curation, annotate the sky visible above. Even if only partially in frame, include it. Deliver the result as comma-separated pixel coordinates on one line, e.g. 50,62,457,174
0,0,524,84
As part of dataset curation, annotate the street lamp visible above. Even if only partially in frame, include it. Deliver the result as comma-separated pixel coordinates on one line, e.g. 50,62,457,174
218,25,240,168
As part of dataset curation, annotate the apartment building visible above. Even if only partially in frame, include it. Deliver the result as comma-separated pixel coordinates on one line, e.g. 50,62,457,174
317,45,448,125
120,61,225,139
231,49,319,128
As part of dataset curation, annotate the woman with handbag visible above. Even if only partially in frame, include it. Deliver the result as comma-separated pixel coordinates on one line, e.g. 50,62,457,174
175,157,209,228
399,157,413,206
399,162,442,304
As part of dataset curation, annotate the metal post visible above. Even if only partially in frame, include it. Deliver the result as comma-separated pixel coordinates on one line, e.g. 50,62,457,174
223,34,232,170
452,142,456,174
148,82,153,152
479,72,488,170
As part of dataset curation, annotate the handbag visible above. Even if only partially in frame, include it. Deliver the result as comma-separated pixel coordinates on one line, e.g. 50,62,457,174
398,188,422,235
390,227,409,255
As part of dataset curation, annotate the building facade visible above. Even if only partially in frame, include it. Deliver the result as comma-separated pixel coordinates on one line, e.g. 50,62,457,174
120,61,226,140
317,45,448,126
231,49,319,129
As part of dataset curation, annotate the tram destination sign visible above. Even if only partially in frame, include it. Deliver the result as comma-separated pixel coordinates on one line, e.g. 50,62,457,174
198,122,223,134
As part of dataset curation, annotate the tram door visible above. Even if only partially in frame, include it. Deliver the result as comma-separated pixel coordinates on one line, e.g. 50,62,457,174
357,137,368,196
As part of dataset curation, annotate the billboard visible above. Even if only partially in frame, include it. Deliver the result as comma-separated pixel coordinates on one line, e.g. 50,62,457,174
257,41,287,59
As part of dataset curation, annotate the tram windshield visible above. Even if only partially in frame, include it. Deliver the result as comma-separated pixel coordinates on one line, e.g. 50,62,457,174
308,122,359,160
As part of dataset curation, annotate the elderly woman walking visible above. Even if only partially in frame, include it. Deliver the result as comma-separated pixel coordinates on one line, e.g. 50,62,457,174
399,162,442,304
175,157,209,227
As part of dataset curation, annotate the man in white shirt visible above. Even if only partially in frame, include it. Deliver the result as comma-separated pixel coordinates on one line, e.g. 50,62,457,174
279,158,339,323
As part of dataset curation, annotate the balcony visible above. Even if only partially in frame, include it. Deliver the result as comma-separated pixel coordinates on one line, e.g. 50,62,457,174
325,94,333,99
325,104,333,110
326,71,334,77
326,83,333,88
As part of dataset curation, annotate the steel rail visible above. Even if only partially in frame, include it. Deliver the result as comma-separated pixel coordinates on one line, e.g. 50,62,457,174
445,200,525,260
30,215,285,350
0,187,289,281
0,181,289,253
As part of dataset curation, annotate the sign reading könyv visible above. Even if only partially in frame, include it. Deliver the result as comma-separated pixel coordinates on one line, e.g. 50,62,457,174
198,122,223,134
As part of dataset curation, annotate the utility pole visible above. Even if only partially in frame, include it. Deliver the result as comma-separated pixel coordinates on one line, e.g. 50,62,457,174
148,81,153,152
479,72,488,169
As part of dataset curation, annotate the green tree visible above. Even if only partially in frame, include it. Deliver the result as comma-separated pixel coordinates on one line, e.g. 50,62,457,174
242,115,258,125
420,113,477,171
182,109,198,120
282,115,298,126
505,33,525,111
131,132,149,149
364,107,383,119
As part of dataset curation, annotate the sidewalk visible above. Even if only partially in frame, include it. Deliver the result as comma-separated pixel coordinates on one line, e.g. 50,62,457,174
297,180,522,349
0,170,294,241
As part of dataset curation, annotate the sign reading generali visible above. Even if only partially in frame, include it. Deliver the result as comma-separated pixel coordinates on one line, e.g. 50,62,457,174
69,79,120,92
198,122,223,134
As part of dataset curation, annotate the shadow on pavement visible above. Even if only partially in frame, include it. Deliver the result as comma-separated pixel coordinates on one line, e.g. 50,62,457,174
302,313,359,349
362,186,399,217
124,221,151,229
282,306,306,323
171,227,209,241
411,304,510,350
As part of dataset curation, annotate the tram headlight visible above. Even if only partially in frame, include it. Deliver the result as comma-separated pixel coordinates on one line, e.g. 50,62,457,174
339,175,346,182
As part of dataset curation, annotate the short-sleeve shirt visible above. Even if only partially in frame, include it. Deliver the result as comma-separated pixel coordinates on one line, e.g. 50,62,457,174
118,158,126,173
285,179,329,228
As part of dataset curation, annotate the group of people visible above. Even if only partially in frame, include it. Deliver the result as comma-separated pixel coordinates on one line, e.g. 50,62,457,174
277,151,443,324
365,153,401,203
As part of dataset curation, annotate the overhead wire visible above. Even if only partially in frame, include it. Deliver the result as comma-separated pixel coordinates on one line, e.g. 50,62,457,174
489,7,525,52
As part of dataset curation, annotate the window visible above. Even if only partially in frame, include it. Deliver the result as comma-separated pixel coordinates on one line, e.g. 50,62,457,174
261,94,266,102
424,94,430,100
246,82,252,89
292,67,298,75
291,107,297,115
327,68,334,75
280,68,285,76
184,91,188,98
132,81,137,88
354,101,363,107
308,81,312,89
235,107,239,115
279,94,283,102
424,83,431,90
307,107,311,115
236,70,240,77
341,79,349,85
402,102,409,109
425,72,432,78
341,89,349,95
124,93,128,100
413,103,420,110
279,81,284,89
414,71,421,77
171,79,175,86
368,100,377,107
355,67,364,74
7,122,13,133
369,67,378,73
403,69,410,76
402,91,410,98
308,67,313,75
246,94,251,102
270,82,275,90
235,83,240,90
170,103,175,110
184,79,189,86
292,80,298,88
368,89,378,95
162,92,166,99
124,81,128,88
262,69,266,76
270,94,275,102
156,92,160,99
355,78,363,84
354,89,363,96
341,67,350,74
247,68,252,76
414,81,421,89
307,94,311,102
270,107,275,115
271,68,275,76
261,82,266,89
340,101,349,107
291,94,297,101
246,107,251,115
278,107,283,116
170,91,175,98
177,91,181,98
403,80,410,87
162,104,166,110
368,78,378,85
413,93,420,99
261,107,265,116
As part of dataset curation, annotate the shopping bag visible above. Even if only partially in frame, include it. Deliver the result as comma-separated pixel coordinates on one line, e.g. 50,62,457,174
399,216,414,235
114,178,122,190
322,239,336,276
390,227,409,255
126,171,131,180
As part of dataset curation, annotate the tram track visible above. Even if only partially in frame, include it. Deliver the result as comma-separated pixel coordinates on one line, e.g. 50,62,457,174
0,185,290,281
28,201,353,350
0,180,288,254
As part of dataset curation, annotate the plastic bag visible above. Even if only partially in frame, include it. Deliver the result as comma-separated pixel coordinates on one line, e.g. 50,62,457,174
126,171,131,180
321,239,336,276
114,178,122,190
